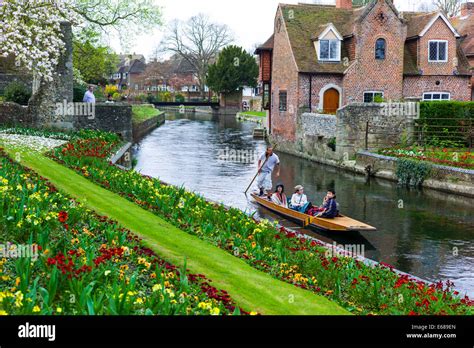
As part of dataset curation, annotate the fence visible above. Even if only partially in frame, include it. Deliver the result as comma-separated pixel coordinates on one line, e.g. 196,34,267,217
414,117,473,149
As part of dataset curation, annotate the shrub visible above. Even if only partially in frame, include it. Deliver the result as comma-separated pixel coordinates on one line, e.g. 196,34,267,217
146,93,157,104
418,102,474,148
112,92,121,101
175,93,185,103
4,81,31,105
104,84,118,96
73,83,87,102
396,158,431,187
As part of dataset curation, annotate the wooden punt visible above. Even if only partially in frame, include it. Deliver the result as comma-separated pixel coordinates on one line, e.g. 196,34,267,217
251,193,377,232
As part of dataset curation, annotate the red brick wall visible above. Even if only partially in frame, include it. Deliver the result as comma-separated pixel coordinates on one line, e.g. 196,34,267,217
418,17,457,76
406,39,418,67
298,74,343,112
343,0,406,103
345,36,356,61
271,6,300,141
259,51,272,82
403,75,471,101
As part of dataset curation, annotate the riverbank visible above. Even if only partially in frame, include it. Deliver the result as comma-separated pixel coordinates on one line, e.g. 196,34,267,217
269,134,474,199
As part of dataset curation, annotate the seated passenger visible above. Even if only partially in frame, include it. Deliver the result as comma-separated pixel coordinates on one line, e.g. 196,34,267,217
316,190,338,219
290,185,310,213
271,185,288,208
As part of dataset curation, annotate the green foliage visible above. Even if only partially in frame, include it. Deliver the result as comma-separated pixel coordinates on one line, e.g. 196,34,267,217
73,83,87,103
175,94,185,103
132,105,161,123
327,137,336,152
73,30,119,85
373,95,385,103
396,158,432,187
4,81,31,105
418,102,474,148
207,45,259,94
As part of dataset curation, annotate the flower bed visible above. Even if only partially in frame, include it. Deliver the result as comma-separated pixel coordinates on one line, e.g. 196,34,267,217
47,133,474,315
0,149,249,316
379,147,474,170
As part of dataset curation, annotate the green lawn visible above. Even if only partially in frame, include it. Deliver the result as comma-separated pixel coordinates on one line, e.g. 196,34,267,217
241,111,266,117
132,105,163,123
2,143,349,316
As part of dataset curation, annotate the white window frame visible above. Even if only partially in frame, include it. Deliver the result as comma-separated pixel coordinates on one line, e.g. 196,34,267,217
363,91,384,103
428,40,448,63
318,39,341,62
422,92,451,101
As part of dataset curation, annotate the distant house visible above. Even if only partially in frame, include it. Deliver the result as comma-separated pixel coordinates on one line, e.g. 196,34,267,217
143,55,210,100
255,0,472,139
453,2,474,100
110,54,147,91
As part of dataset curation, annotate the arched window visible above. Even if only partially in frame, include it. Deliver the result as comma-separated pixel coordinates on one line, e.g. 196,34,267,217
375,38,386,60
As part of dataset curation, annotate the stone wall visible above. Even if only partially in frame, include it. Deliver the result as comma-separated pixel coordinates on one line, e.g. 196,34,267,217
336,102,417,159
0,74,32,95
0,102,31,126
75,104,133,141
300,113,336,138
132,112,165,142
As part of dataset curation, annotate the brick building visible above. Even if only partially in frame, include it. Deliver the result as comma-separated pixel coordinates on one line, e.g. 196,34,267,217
255,0,472,141
453,2,474,99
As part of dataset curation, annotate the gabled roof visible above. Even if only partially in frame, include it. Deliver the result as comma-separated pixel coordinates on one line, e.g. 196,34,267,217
315,23,343,41
255,35,274,54
419,12,460,38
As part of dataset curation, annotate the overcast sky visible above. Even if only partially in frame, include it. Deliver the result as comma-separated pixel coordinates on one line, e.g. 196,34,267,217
112,0,435,59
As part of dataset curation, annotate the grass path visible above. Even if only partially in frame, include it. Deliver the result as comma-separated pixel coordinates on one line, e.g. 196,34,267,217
2,144,349,315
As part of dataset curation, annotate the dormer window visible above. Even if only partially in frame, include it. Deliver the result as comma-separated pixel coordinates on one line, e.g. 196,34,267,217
316,23,342,62
320,40,340,61
428,40,448,62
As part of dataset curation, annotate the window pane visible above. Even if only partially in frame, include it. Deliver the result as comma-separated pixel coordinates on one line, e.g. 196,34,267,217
375,39,386,59
432,94,441,100
442,94,450,100
320,40,329,59
424,94,432,100
429,42,438,61
329,40,338,59
438,42,446,61
364,93,373,103
279,91,287,111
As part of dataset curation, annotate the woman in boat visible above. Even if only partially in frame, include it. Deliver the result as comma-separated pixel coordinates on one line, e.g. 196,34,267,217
315,190,339,218
290,185,310,213
271,184,288,208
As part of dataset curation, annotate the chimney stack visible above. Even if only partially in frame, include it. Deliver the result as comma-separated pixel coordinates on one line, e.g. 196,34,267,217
461,2,474,16
336,0,352,9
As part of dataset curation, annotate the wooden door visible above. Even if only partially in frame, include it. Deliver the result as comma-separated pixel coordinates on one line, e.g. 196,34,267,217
323,88,340,114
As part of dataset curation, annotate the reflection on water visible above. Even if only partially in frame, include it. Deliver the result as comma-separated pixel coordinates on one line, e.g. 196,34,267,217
135,112,474,297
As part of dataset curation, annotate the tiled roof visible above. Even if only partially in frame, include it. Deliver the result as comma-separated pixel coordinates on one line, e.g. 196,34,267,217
255,35,274,53
452,14,474,56
280,3,355,74
277,2,471,76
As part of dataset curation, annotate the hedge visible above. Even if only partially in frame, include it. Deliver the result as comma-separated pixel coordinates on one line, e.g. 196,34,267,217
418,101,474,148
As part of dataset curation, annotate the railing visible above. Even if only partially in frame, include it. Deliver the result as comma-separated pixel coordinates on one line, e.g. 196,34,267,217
414,117,473,149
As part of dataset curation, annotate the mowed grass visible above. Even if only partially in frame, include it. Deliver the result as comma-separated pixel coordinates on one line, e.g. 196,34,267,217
2,143,349,315
241,111,266,117
132,105,163,123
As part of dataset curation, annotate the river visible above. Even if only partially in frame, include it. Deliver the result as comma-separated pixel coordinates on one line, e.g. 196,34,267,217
135,112,474,297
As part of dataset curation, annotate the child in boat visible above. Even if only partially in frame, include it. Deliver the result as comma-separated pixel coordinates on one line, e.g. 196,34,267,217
271,184,288,208
290,185,310,213
315,190,339,218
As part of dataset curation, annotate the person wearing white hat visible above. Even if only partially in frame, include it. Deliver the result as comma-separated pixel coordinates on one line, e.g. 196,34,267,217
290,185,309,213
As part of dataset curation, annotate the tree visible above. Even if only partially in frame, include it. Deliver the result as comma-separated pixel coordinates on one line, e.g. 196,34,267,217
73,30,119,85
433,0,462,17
352,0,372,7
206,46,258,95
161,14,233,98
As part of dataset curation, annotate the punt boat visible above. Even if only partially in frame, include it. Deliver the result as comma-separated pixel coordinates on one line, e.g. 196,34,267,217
251,193,377,232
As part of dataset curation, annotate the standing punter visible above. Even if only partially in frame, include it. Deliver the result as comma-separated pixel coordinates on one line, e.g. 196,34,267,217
257,146,280,197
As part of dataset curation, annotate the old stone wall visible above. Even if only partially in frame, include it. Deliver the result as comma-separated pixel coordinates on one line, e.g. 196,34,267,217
300,113,336,138
75,104,133,141
132,112,165,142
0,102,31,126
336,102,417,159
0,74,32,95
